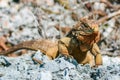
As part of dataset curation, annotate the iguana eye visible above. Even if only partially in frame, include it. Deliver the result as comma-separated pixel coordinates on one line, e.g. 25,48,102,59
85,28,94,33
75,33,78,36
83,23,90,28
72,32,75,35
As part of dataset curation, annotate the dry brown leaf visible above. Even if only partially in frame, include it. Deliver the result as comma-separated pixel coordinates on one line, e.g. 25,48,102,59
0,36,9,51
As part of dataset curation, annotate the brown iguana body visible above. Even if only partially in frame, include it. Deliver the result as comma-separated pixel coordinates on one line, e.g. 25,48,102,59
0,37,102,67
0,18,102,67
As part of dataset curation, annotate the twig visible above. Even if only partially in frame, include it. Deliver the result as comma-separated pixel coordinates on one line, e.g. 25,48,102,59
84,10,107,19
100,0,120,10
97,10,120,24
32,57,43,64
29,8,46,38
82,0,120,10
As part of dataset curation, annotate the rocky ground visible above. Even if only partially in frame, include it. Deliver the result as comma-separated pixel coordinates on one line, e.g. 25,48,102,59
0,0,120,80
0,51,120,80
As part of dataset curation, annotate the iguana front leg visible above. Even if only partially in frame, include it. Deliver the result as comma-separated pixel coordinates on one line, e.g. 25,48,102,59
58,38,74,59
58,40,70,57
90,43,103,67
45,46,59,59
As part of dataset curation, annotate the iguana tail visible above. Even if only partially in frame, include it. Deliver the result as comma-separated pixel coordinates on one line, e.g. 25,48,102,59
0,39,57,56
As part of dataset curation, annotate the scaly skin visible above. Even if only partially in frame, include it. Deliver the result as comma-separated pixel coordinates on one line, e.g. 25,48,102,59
58,18,102,67
58,37,102,67
0,18,103,67
0,37,102,67
0,39,58,58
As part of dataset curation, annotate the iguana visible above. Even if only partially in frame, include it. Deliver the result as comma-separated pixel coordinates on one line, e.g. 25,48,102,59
0,18,102,67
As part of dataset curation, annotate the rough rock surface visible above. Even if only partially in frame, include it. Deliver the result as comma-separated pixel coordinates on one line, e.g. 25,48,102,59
0,51,120,80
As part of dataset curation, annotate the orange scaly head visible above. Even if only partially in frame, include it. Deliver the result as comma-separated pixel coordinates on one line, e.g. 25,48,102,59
71,18,100,51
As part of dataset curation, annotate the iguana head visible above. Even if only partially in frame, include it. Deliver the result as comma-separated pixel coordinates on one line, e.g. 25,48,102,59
72,18,99,36
71,18,100,51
